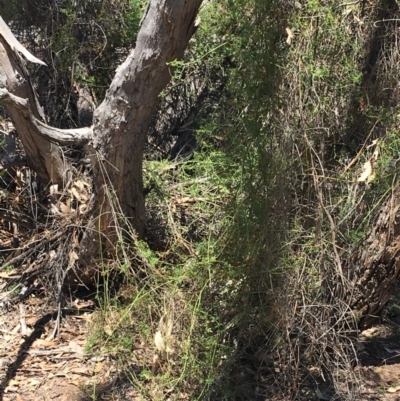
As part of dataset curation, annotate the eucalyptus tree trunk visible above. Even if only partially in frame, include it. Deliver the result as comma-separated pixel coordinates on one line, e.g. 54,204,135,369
84,0,203,251
0,0,203,259
1,0,400,325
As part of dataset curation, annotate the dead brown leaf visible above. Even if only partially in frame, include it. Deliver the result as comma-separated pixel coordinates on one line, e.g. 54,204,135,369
32,339,57,348
59,202,73,214
387,385,400,393
357,160,373,182
94,361,106,373
70,250,79,261
69,367,90,375
175,197,196,205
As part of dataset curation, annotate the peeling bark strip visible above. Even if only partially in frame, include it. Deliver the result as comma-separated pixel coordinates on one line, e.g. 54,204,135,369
345,184,400,328
0,17,46,66
89,0,203,240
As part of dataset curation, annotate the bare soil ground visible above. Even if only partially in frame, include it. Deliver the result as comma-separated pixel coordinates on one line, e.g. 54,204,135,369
3,293,400,401
0,291,140,401
356,316,400,401
0,139,400,401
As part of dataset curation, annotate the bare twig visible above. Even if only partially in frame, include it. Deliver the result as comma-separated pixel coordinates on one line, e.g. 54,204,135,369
0,231,64,272
343,120,379,173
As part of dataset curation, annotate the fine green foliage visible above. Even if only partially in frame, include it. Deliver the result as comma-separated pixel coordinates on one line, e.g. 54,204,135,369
3,0,400,399
49,0,142,96
88,1,292,398
88,156,231,399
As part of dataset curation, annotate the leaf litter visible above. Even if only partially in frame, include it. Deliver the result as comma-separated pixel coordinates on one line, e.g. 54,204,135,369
0,292,127,400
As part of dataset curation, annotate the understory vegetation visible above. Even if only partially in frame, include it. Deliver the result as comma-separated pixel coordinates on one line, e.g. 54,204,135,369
2,0,400,400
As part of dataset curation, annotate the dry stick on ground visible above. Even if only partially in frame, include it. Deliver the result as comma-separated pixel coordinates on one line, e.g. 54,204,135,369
51,238,76,339
0,207,35,229
0,231,64,272
305,133,346,286
343,120,379,173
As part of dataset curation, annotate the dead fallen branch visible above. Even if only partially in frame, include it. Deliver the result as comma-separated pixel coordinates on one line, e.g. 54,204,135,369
0,231,64,272
0,207,34,229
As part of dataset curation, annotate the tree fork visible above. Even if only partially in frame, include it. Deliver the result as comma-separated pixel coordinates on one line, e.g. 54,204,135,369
0,1,203,265
84,0,203,250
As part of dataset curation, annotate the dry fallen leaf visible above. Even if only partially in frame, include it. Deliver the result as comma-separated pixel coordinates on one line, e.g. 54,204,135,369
69,367,90,375
12,323,21,334
371,146,379,162
41,363,65,371
27,378,41,387
360,327,380,338
104,325,113,336
357,160,373,182
26,315,40,325
72,230,80,247
286,27,294,45
8,379,19,387
12,195,20,209
154,331,165,353
73,299,94,309
32,339,57,348
387,385,400,393
94,361,106,373
59,202,73,214
68,380,83,388
175,197,196,205
0,272,9,278
367,138,380,148
66,340,85,353
68,180,90,204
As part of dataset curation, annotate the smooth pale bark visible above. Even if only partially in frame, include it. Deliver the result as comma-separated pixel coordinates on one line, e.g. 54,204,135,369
87,0,203,245
0,22,65,186
0,16,90,186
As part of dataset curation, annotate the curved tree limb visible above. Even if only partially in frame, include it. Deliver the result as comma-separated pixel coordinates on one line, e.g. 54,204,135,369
0,87,92,146
34,120,92,146
0,15,91,186
0,16,46,66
